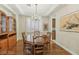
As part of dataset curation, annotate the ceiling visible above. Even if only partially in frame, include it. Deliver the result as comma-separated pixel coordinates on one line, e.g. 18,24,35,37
4,4,59,16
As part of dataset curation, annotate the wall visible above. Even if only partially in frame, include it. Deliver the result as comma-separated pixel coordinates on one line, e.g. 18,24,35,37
16,15,28,40
0,5,14,16
50,4,79,54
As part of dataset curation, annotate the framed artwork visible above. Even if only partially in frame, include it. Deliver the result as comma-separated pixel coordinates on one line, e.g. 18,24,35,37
60,11,79,32
43,23,48,31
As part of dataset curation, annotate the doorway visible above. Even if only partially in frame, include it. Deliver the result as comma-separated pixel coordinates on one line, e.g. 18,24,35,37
52,18,56,40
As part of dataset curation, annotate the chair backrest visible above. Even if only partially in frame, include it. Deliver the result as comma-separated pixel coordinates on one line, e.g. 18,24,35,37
33,36,44,44
42,35,49,43
34,31,40,36
33,31,40,42
22,32,26,43
47,32,51,40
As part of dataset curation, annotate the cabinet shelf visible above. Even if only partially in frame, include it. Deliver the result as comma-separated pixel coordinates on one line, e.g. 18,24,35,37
8,32,16,36
0,32,7,36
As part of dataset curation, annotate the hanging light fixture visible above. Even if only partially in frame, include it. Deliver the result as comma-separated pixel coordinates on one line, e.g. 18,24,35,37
33,4,39,32
34,4,38,21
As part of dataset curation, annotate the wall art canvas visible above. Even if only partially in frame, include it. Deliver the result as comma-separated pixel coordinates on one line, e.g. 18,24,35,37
60,11,79,32
43,23,48,31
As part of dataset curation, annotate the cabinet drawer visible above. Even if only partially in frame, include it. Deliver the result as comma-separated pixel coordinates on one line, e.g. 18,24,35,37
8,36,16,49
0,39,8,54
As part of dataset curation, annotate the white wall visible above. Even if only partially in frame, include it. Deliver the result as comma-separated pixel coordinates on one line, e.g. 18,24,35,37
16,14,19,40
16,15,28,40
50,4,79,54
0,5,14,16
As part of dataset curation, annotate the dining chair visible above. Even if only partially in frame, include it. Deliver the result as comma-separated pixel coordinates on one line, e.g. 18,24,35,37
33,34,45,55
22,32,33,55
42,34,50,54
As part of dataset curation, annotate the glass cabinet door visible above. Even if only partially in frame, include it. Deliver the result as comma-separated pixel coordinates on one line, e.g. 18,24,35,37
1,16,6,33
13,19,16,32
9,17,13,32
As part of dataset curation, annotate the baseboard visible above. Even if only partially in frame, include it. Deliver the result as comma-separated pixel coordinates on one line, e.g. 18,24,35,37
17,39,22,41
53,40,77,55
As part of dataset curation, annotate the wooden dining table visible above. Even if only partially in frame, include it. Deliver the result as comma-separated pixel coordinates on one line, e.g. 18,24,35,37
25,32,50,54
26,35,45,55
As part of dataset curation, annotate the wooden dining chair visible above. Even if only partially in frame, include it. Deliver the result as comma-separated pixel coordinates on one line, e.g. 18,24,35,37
33,35,45,55
47,32,51,47
42,34,50,54
22,32,33,55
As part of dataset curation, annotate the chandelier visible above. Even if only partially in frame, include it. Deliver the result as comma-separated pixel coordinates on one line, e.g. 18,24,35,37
33,4,39,21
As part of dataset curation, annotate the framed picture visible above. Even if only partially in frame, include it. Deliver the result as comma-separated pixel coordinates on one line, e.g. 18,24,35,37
60,11,79,32
43,23,48,31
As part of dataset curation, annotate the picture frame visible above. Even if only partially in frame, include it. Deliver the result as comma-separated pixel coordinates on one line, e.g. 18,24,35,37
43,23,48,31
60,11,79,32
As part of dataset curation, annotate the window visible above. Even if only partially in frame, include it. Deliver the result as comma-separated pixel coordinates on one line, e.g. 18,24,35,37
26,18,41,42
27,18,40,32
